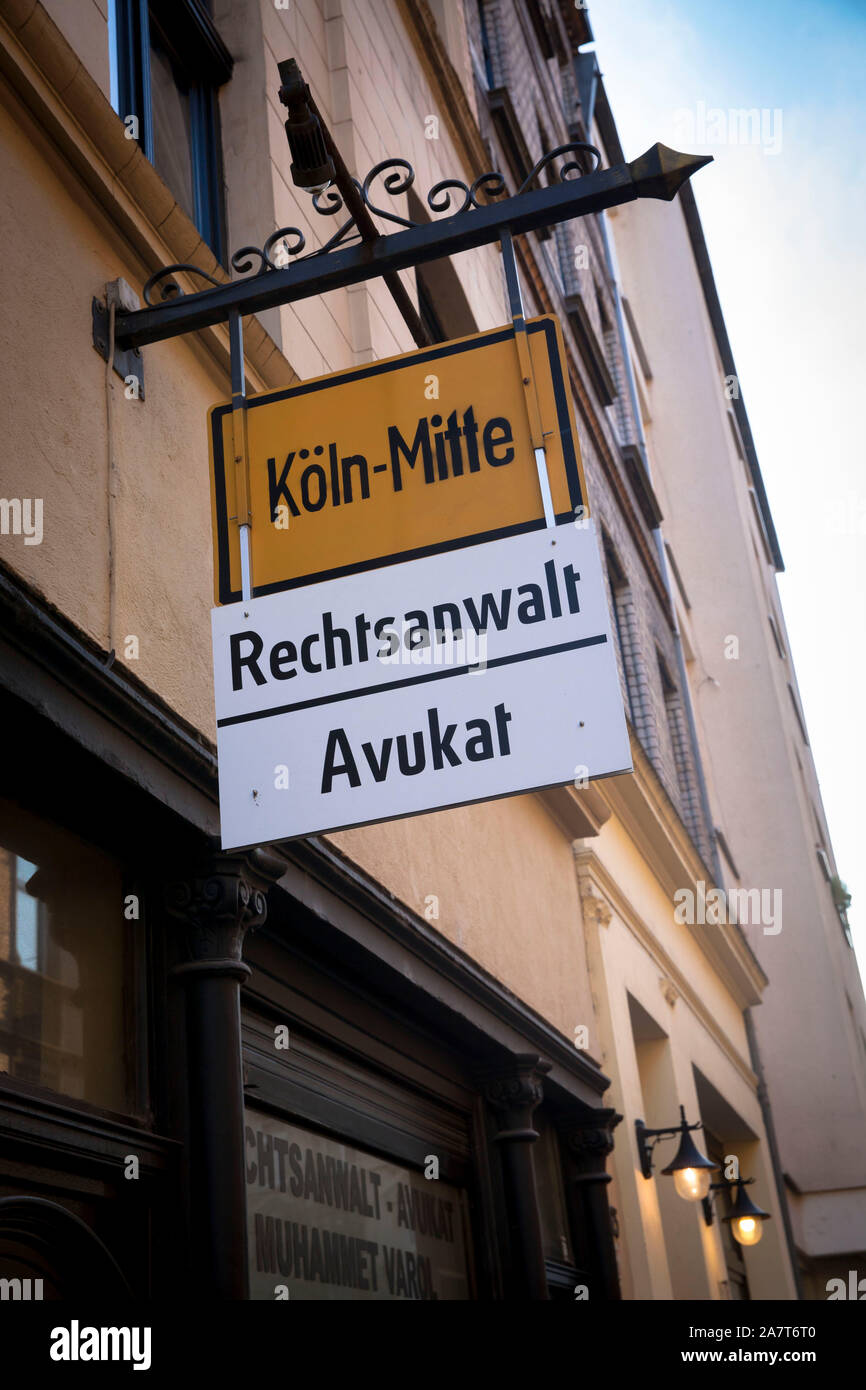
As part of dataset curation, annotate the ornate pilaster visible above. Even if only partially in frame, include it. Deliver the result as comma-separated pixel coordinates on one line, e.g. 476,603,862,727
166,849,280,980
558,1106,623,1300
562,1106,621,1175
484,1053,551,1140
578,877,612,929
165,846,285,1301
483,1054,551,1300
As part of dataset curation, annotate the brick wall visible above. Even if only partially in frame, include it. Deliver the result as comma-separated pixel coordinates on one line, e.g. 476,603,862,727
462,0,714,867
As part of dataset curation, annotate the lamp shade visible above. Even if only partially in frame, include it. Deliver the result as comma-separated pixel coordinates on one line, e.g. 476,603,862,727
723,1183,770,1246
661,1126,717,1202
278,59,336,194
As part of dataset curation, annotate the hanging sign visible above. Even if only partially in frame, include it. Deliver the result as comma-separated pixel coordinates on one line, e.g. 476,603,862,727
212,521,631,847
208,316,586,604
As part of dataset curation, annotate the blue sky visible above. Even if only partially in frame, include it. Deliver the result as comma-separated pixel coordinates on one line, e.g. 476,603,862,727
587,0,866,972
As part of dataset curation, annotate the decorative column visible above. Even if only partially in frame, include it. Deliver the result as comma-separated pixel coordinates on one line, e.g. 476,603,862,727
166,846,285,1300
558,1107,622,1300
484,1054,551,1300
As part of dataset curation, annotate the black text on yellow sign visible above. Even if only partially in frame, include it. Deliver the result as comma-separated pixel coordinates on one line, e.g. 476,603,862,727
208,315,587,605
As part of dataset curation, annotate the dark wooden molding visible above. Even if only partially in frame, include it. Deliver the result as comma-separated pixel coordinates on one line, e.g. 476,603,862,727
0,560,218,800
0,1078,179,1174
279,834,613,1104
0,563,613,1109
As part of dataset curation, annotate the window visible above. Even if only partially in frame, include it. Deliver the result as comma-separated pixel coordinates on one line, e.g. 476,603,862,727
716,829,740,881
0,800,134,1112
416,274,447,346
602,534,637,728
596,286,630,444
475,0,494,88
110,0,232,261
787,683,809,746
659,653,704,852
409,204,478,343
533,1110,578,1300
704,1128,750,1301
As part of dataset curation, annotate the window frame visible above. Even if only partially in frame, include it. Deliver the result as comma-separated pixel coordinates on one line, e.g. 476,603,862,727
602,532,638,728
0,803,149,1121
110,0,232,263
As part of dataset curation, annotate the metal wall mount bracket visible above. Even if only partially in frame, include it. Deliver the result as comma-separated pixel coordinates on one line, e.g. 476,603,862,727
92,278,145,399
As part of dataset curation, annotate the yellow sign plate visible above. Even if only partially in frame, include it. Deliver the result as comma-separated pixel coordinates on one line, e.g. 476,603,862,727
208,315,586,604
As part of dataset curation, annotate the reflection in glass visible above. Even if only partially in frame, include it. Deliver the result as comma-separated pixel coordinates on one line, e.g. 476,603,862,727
149,23,195,220
0,802,129,1111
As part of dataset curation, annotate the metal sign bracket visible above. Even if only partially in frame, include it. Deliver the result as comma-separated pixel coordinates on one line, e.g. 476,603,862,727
228,309,253,601
500,230,556,528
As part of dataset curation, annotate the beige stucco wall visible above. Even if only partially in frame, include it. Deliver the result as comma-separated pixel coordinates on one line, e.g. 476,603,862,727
579,806,797,1300
609,190,866,1239
0,0,803,1299
336,794,597,1042
0,0,590,1043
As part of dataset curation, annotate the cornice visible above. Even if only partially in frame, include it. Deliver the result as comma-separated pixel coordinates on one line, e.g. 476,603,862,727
537,783,612,840
574,844,761,1087
595,741,767,1002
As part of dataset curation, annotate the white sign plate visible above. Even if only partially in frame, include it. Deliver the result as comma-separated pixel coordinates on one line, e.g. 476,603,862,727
212,521,631,848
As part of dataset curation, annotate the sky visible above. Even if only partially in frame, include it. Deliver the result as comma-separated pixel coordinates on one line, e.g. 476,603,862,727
586,0,866,974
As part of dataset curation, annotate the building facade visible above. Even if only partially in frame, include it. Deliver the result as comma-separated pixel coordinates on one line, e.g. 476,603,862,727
0,0,860,1301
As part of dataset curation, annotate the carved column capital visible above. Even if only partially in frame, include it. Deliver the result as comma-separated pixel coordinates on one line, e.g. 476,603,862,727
165,846,286,981
578,878,612,928
483,1054,552,1141
559,1106,622,1180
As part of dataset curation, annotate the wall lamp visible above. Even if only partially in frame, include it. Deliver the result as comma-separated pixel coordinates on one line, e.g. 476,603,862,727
703,1177,771,1246
277,58,335,194
635,1105,716,1201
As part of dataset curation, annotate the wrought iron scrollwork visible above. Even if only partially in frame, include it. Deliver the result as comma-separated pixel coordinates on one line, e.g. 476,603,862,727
231,226,307,276
517,142,601,195
142,263,223,305
362,158,416,228
141,145,602,301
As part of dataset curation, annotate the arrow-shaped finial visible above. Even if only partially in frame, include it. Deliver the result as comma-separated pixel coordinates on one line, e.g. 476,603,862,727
629,143,713,201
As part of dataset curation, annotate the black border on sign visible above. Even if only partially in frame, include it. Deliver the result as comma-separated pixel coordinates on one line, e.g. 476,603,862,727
211,318,584,605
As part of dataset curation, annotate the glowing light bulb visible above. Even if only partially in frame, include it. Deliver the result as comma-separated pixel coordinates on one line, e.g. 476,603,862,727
732,1215,762,1246
673,1166,712,1202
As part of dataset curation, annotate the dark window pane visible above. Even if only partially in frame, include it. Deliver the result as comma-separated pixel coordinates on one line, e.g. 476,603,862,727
149,25,195,219
0,801,131,1112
